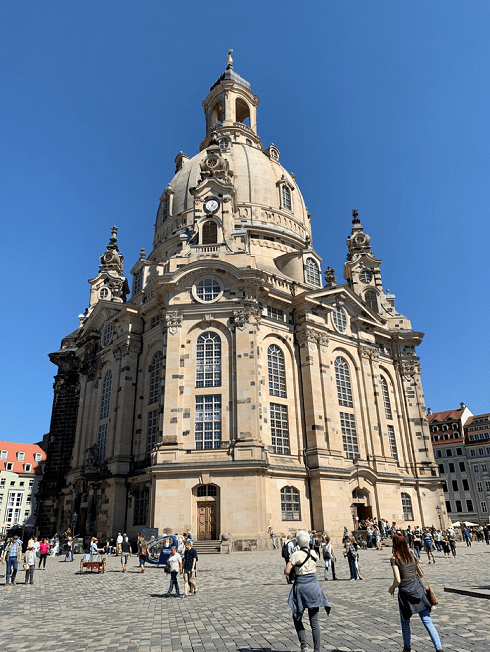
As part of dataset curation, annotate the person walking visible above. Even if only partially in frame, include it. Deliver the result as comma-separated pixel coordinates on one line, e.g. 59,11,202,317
483,525,489,545
344,538,358,579
120,535,131,572
389,533,443,652
284,529,331,652
116,532,123,556
441,534,450,558
321,536,337,581
412,530,422,559
423,530,435,564
38,538,49,569
462,526,472,547
166,546,183,597
138,537,147,572
448,531,457,558
182,541,198,596
64,537,73,562
1,535,23,585
23,545,36,584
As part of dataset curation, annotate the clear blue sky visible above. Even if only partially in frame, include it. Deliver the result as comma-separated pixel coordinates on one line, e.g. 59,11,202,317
1,1,489,444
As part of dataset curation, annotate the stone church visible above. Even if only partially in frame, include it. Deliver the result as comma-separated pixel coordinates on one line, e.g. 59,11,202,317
36,58,445,547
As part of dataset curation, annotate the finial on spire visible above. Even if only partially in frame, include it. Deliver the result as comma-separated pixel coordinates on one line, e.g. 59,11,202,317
227,49,233,68
352,208,360,224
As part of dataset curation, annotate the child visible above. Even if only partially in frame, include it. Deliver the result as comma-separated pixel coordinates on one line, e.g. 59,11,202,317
24,546,36,584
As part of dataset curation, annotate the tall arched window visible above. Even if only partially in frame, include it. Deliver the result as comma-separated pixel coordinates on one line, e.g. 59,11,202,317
305,258,321,286
281,486,300,521
268,345,286,397
100,370,112,419
335,357,353,407
364,289,378,311
380,376,392,420
148,352,163,404
196,332,221,387
202,221,218,245
401,492,414,521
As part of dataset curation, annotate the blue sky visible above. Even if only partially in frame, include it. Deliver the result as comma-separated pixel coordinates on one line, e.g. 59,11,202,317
1,1,489,443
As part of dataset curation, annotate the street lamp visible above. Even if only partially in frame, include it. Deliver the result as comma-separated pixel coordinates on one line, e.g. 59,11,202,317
350,503,356,532
436,505,442,529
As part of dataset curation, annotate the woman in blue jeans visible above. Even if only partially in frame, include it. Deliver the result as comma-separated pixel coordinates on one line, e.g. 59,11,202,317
389,533,443,652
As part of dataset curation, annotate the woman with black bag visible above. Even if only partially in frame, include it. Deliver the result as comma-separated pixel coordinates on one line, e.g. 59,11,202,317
284,530,331,652
388,533,443,652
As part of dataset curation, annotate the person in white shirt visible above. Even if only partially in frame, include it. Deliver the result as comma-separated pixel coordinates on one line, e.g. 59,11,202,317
165,547,183,597
116,533,123,556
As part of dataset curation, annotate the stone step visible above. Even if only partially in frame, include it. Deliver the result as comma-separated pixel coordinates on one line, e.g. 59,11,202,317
193,540,221,554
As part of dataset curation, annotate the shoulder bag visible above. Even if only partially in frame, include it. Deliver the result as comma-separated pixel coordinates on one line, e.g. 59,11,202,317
417,562,439,606
289,548,311,583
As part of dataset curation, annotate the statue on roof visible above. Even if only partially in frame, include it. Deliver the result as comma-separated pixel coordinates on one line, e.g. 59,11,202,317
227,49,233,68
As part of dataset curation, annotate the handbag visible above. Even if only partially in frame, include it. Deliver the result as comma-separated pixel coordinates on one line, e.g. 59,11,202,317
164,561,171,574
417,562,439,606
289,548,311,583
23,563,29,571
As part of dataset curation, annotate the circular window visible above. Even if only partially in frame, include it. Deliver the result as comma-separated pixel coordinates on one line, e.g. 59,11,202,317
193,277,223,303
359,270,372,284
207,156,218,168
99,287,109,300
332,306,347,333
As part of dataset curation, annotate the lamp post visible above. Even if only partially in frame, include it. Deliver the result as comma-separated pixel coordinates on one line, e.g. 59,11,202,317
436,505,442,529
350,503,356,532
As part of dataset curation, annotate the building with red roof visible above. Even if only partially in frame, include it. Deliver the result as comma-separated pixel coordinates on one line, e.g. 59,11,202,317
0,441,45,534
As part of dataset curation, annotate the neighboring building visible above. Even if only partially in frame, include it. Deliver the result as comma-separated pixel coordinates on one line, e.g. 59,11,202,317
0,441,45,535
36,59,444,548
464,413,490,524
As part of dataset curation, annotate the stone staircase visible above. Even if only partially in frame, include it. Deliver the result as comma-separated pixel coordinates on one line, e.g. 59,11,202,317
193,539,221,554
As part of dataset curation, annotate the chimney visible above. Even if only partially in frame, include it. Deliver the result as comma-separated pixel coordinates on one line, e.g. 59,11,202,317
460,402,466,410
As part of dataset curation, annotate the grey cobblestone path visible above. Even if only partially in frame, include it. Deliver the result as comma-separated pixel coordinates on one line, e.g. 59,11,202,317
0,542,489,651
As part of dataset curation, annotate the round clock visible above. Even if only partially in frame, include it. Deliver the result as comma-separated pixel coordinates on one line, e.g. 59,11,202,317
205,199,219,213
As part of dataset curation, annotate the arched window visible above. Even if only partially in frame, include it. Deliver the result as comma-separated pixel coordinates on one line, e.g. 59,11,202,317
196,484,217,497
235,97,250,125
100,371,112,419
380,376,392,420
335,357,353,407
332,306,347,333
202,221,218,245
364,289,378,312
388,425,398,462
268,345,286,397
102,325,113,348
281,185,291,210
304,258,321,286
401,492,414,521
148,352,163,404
281,486,300,521
196,332,221,387
133,486,149,526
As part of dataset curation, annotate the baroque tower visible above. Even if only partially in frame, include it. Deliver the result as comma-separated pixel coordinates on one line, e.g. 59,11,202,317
37,58,445,546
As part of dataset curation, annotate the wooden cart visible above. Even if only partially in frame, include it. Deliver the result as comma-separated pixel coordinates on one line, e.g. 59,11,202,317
80,557,106,573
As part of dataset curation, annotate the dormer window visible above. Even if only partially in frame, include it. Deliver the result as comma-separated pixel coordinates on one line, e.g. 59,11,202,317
304,258,321,286
35,453,42,462
452,423,458,430
431,426,438,433
17,452,25,461
364,289,378,312
1,450,7,459
24,463,32,472
201,221,218,245
282,185,291,210
6,462,13,471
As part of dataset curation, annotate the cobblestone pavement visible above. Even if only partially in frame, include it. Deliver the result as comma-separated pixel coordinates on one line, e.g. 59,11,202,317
0,541,489,652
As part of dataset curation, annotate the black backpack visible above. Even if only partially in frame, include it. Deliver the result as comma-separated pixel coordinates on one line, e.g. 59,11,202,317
281,542,290,561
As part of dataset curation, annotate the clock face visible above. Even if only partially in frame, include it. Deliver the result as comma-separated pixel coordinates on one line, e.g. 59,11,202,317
354,235,365,245
205,199,219,213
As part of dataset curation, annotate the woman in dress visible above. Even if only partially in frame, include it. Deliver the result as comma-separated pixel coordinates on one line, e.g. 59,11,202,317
389,533,443,652
284,530,331,652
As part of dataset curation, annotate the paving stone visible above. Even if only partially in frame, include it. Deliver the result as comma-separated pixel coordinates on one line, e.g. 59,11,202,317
1,544,489,650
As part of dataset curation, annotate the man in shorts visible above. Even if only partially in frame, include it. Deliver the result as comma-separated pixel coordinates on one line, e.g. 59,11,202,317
120,535,131,572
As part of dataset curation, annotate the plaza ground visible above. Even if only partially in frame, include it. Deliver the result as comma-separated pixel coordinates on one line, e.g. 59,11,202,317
0,540,489,652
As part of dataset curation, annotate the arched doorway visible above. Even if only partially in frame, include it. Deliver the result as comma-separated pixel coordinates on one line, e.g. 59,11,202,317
352,488,372,524
195,484,219,540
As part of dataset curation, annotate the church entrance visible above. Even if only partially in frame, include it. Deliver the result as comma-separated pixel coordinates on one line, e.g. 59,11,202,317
195,483,219,541
197,503,216,540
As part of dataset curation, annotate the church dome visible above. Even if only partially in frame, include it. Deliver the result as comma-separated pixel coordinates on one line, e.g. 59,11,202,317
158,143,308,231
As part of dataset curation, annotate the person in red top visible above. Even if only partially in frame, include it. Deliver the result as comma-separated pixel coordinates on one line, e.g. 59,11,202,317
38,539,50,569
